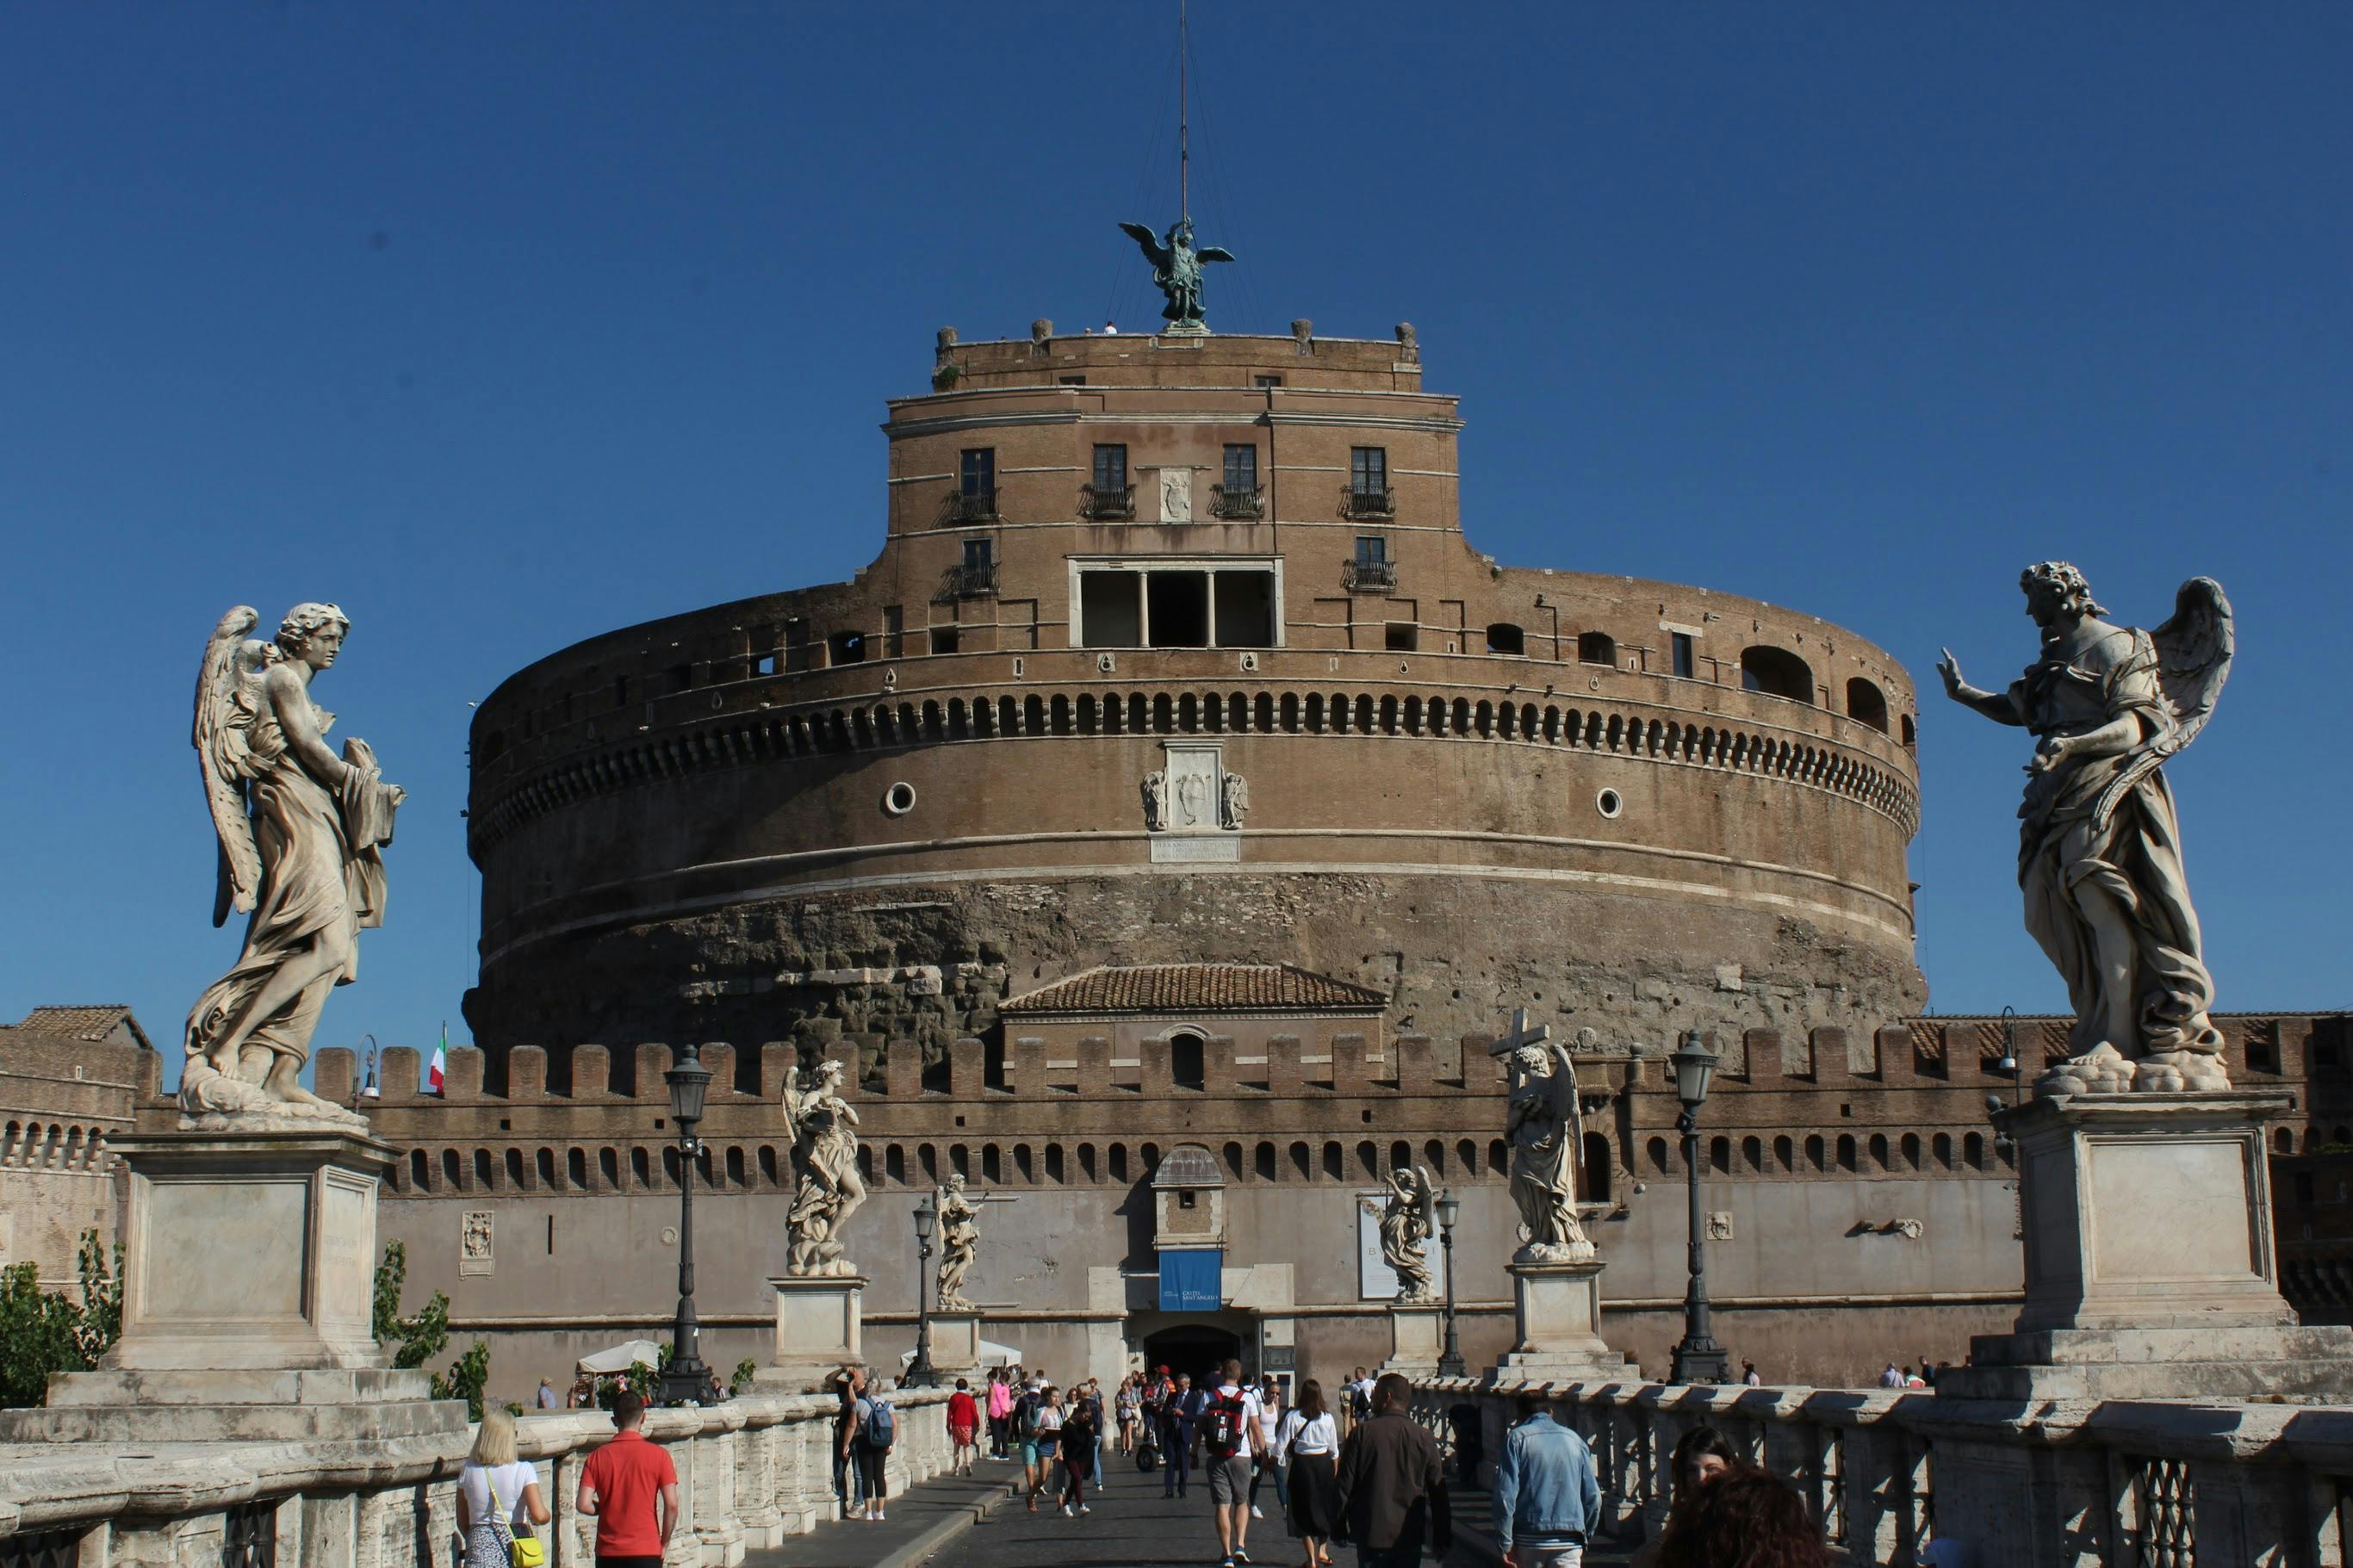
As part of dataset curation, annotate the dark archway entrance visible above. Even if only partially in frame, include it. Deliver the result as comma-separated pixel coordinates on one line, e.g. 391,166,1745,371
1141,1323,1244,1384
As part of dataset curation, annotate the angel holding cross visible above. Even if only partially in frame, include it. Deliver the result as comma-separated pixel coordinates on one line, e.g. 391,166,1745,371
1494,1011,1597,1265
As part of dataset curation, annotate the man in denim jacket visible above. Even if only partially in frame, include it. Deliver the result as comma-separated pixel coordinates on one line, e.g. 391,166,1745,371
1491,1397,1600,1566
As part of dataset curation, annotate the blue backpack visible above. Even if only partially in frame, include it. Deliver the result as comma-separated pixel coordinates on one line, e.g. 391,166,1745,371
866,1396,897,1450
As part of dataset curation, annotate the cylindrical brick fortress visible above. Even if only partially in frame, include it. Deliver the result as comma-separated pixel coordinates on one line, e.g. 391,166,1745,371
463,327,1923,1083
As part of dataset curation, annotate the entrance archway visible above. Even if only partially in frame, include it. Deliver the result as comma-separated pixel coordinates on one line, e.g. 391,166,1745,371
1141,1323,1244,1384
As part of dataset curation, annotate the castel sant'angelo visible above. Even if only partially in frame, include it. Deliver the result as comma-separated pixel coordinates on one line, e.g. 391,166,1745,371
10,263,2345,1398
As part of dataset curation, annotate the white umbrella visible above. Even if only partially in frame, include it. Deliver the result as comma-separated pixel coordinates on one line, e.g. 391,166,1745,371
576,1338,665,1375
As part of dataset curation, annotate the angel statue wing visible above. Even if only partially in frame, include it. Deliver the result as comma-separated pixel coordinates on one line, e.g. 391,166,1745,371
1118,220,1171,269
1411,1165,1437,1236
1196,245,1237,264
194,605,276,927
2092,577,2234,830
780,1063,808,1139
1557,1041,1588,1153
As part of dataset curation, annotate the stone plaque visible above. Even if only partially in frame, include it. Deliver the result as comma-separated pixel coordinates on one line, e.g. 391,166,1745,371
1158,468,1193,524
147,1178,307,1324
2087,1136,2255,1284
1164,742,1222,832
459,1210,494,1277
1150,834,1240,863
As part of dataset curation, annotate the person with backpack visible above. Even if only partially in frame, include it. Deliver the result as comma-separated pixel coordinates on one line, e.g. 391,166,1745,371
1011,1379,1048,1504
851,1378,897,1522
1161,1372,1202,1499
1202,1359,1265,1568
1059,1387,1100,1517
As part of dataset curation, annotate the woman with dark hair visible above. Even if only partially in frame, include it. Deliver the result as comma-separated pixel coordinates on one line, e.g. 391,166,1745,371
1655,1466,1832,1568
1630,1425,1741,1568
1273,1379,1341,1567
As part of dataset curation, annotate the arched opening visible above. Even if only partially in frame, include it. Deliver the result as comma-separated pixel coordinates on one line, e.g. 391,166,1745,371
1710,1136,1731,1173
1648,1136,1671,1174
1576,630,1616,666
477,1150,498,1190
1289,1141,1312,1181
1741,646,1814,703
1835,1136,1856,1173
1900,713,1917,747
1015,1143,1035,1182
1485,622,1525,656
1741,1136,1764,1172
1170,1032,1207,1091
1256,1142,1277,1181
1580,1131,1612,1202
1357,1140,1380,1179
1322,1141,1344,1181
1847,678,1890,733
982,1143,1003,1182
1804,1135,1825,1173
1141,1323,1245,1387
1488,1137,1508,1173
601,1147,621,1188
630,1147,650,1187
1108,1144,1130,1182
1963,1132,1985,1170
1456,1138,1478,1176
411,1149,431,1191
1045,1143,1065,1183
885,1145,907,1184
537,1148,557,1188
1868,1133,1890,1168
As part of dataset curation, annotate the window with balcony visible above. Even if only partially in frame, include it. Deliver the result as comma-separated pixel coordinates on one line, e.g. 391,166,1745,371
1083,444,1133,518
1214,444,1263,518
953,448,996,522
949,538,995,598
1344,536,1395,592
1346,447,1393,518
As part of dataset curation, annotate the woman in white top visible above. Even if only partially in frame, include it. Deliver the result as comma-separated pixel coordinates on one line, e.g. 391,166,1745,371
1025,1388,1066,1511
455,1409,551,1568
1274,1379,1340,1568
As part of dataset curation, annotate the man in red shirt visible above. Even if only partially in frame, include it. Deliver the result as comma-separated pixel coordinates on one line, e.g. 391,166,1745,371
577,1391,680,1568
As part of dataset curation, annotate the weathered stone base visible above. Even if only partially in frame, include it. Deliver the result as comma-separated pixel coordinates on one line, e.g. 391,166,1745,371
0,1367,467,1442
754,1274,866,1392
926,1310,984,1379
1380,1303,1444,1376
1937,1324,2353,1401
1487,1261,1636,1384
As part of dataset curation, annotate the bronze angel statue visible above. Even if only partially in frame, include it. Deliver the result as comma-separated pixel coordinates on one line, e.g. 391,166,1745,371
1377,1164,1438,1304
183,604,403,1122
1939,565,2235,1094
1117,218,1234,331
783,1059,867,1276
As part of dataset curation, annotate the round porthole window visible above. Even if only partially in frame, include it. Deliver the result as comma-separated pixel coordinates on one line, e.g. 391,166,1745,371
883,781,917,816
1595,788,1624,820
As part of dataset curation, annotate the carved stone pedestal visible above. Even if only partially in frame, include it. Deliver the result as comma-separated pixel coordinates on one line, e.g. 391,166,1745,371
1486,1260,1636,1385
928,1310,984,1379
753,1274,866,1393
1940,1091,2353,1401
0,1127,466,1442
1379,1302,1444,1377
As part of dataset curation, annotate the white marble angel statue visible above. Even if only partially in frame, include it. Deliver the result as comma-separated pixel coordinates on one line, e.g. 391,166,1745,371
1500,1022,1595,1264
783,1059,867,1276
1939,566,2234,1094
935,1172,982,1311
183,604,404,1123
1378,1164,1438,1304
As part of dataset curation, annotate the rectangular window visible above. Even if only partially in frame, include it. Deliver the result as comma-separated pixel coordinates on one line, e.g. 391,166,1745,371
1146,572,1212,647
828,631,866,665
1350,447,1388,497
1222,444,1257,493
1354,536,1388,567
1093,443,1128,492
1672,632,1695,679
1386,622,1418,651
751,651,779,676
963,538,992,573
959,448,995,497
929,626,959,655
1079,572,1142,648
1253,375,1283,388
1059,375,1086,386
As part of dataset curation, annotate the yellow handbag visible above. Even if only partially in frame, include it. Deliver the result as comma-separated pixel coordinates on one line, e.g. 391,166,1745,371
487,1471,546,1568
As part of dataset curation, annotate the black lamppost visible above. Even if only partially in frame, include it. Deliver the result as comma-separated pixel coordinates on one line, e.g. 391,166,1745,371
905,1194,941,1387
657,1042,715,1406
1667,1029,1732,1385
1990,1006,2027,1162
1434,1190,1465,1378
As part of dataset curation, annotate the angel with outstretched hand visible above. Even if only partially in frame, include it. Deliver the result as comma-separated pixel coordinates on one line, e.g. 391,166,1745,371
1378,1164,1438,1303
183,604,402,1120
1939,563,2234,1093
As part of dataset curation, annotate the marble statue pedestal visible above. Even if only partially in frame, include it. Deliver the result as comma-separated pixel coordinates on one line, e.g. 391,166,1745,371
0,1126,467,1442
1940,1091,2353,1401
1379,1302,1445,1377
1485,1258,1637,1385
927,1310,984,1380
754,1274,866,1392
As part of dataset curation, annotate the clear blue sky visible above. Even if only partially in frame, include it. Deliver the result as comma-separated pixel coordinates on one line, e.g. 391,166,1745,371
4,4,2347,1081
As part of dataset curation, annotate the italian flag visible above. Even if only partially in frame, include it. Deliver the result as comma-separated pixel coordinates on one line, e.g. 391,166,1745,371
427,1025,447,1095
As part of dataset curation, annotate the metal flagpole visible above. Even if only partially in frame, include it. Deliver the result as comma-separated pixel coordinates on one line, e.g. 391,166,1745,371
1178,0,1189,226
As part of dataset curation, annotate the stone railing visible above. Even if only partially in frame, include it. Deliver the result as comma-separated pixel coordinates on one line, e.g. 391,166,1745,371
1411,1377,2353,1567
0,1388,959,1568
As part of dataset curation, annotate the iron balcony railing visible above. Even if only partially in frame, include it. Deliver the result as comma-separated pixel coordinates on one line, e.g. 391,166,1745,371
942,490,997,524
1341,484,1396,519
938,561,996,599
1079,483,1135,521
1210,483,1265,519
1342,558,1399,592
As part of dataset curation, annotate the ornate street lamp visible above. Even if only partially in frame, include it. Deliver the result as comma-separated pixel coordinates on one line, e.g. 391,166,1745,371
1667,1029,1732,1385
1434,1190,1464,1378
905,1194,941,1387
657,1042,715,1406
1990,1006,2027,1161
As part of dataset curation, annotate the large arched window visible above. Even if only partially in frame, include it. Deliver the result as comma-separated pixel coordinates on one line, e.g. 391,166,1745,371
1741,646,1814,703
1486,622,1525,656
1170,1032,1207,1091
1846,678,1890,733
1576,630,1616,666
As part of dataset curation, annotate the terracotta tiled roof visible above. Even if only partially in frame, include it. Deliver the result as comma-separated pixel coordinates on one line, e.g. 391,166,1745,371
14,1006,153,1051
1000,964,1388,1015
